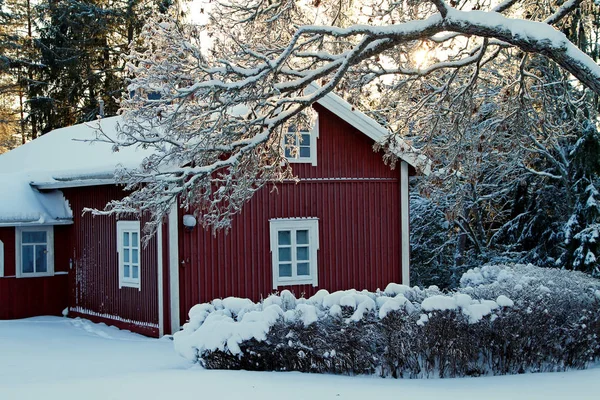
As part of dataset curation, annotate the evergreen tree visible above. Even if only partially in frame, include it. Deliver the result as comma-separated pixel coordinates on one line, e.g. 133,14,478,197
0,0,17,150
561,123,600,276
30,0,173,134
0,0,39,145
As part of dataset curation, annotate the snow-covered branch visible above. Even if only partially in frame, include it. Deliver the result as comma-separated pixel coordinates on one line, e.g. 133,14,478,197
97,0,600,233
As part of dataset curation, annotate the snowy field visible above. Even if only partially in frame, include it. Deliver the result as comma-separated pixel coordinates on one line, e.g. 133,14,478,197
1,317,600,400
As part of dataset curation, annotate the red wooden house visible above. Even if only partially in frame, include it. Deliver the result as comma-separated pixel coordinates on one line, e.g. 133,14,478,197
0,91,429,337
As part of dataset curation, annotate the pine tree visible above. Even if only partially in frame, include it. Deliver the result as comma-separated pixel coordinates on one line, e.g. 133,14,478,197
0,0,38,145
562,123,600,276
0,0,17,150
30,0,172,134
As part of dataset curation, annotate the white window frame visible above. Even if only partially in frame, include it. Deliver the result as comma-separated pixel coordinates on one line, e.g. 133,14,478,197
269,218,319,288
0,239,4,278
15,226,55,278
116,220,142,290
283,116,319,166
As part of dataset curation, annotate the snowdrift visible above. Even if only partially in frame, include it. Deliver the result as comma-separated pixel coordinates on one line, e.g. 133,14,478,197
174,264,600,378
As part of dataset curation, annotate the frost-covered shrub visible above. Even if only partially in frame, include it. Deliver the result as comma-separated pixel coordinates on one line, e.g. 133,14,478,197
174,264,600,378
459,264,600,372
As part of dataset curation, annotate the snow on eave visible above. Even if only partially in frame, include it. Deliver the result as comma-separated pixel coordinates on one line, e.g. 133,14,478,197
0,219,74,228
0,174,74,227
32,178,118,190
308,84,431,175
0,116,154,187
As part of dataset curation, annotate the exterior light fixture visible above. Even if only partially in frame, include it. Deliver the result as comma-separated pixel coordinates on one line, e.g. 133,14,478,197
183,214,197,231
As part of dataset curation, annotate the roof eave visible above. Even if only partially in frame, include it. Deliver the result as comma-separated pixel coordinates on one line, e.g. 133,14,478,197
31,178,117,190
311,84,431,175
0,219,74,227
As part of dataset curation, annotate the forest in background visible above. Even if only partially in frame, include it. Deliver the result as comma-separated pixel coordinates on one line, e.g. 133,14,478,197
1,0,600,289
0,0,179,152
407,2,600,287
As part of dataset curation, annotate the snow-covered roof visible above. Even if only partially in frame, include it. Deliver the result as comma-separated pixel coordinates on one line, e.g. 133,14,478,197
0,173,73,226
0,117,153,226
0,117,153,187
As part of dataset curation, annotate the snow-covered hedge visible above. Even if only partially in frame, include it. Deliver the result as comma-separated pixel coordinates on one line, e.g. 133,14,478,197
174,264,600,378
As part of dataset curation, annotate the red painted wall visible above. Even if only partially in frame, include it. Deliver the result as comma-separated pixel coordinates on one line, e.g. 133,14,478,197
62,186,160,337
178,104,405,324
0,226,69,319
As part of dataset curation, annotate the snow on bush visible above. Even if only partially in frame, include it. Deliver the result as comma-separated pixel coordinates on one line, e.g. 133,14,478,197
174,265,600,378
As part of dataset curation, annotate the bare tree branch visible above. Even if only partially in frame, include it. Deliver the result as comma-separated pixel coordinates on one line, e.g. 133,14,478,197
96,0,600,234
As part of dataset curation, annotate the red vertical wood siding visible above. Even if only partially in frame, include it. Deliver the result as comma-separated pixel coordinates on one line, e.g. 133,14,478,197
0,227,69,319
62,186,159,337
178,104,405,323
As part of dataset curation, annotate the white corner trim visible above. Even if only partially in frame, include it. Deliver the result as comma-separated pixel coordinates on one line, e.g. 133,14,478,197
0,240,4,278
157,224,164,337
15,226,55,278
168,202,180,333
269,218,320,289
401,161,410,287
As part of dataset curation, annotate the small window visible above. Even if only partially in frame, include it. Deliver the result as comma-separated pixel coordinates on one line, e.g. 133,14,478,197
269,218,319,288
117,221,141,289
15,226,54,278
283,117,319,166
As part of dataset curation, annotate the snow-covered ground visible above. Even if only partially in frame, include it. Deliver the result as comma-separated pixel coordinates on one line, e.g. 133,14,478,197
1,317,599,400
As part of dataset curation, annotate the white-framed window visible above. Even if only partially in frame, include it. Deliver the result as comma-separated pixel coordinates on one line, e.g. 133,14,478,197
0,239,4,278
283,117,319,166
15,226,54,278
269,218,319,288
117,221,141,290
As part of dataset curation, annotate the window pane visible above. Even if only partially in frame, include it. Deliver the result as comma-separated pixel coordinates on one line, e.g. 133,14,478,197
124,249,130,263
279,263,292,277
123,232,129,247
284,147,294,158
297,246,309,261
132,265,139,279
124,264,130,278
301,134,310,144
299,146,311,158
35,245,47,273
296,230,309,245
22,245,34,273
297,262,310,276
23,231,46,244
278,247,291,262
132,233,139,248
278,231,291,245
132,249,139,264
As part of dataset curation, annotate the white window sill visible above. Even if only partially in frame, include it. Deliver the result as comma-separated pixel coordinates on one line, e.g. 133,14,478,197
119,281,141,290
287,157,317,166
274,278,317,287
17,272,55,278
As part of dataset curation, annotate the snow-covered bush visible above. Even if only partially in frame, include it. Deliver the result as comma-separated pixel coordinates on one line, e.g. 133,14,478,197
174,264,600,378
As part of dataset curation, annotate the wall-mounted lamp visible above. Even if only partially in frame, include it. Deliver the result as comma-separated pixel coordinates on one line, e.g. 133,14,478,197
183,214,197,231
